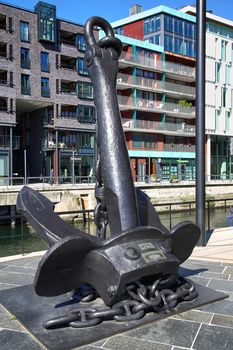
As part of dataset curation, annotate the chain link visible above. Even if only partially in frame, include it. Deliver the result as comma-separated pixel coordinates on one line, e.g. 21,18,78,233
43,274,198,329
94,157,108,239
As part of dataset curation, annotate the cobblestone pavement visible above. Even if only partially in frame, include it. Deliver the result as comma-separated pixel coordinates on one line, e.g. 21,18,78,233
0,256,233,350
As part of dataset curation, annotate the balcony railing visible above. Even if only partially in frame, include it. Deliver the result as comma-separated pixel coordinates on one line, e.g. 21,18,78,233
60,88,76,94
119,52,195,78
122,118,195,135
78,147,94,155
60,38,76,46
60,111,96,123
118,96,195,117
164,143,195,152
117,73,195,97
0,135,20,149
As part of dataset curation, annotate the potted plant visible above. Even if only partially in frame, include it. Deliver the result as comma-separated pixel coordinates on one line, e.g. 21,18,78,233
170,175,179,183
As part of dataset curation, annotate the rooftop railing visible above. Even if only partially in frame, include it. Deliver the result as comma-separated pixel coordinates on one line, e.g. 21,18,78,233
164,143,195,152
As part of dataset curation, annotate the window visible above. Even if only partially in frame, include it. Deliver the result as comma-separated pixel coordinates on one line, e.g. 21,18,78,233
184,22,193,38
186,41,193,57
221,40,227,61
77,34,86,51
77,82,93,99
226,111,230,130
77,57,89,76
174,18,183,35
222,87,227,107
20,48,30,69
226,64,231,84
174,37,183,54
21,74,30,95
77,105,96,123
41,77,50,97
164,34,173,51
10,72,13,87
164,15,173,32
154,34,160,45
215,62,221,82
133,133,143,148
35,2,56,42
20,21,29,42
41,52,49,72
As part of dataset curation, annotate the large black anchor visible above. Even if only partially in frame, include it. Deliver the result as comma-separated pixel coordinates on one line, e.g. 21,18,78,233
17,17,200,309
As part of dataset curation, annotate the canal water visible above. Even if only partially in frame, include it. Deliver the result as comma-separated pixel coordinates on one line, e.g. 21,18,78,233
0,207,230,258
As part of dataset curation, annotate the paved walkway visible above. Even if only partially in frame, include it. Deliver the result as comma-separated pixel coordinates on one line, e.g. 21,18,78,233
0,253,233,350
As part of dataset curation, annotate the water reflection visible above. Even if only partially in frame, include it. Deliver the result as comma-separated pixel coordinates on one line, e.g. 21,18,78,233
0,207,229,258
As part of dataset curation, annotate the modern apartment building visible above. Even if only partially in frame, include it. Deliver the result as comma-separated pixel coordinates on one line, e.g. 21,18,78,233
181,6,233,179
0,1,97,184
112,5,196,181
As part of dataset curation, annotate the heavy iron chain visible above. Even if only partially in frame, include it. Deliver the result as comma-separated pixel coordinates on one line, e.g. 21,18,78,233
43,273,198,329
94,156,108,239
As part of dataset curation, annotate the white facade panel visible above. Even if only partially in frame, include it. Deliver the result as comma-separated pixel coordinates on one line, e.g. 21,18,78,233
205,82,215,106
226,41,232,62
226,88,231,108
206,32,215,58
215,85,221,107
220,62,226,84
215,37,221,60
206,57,215,82
206,106,215,129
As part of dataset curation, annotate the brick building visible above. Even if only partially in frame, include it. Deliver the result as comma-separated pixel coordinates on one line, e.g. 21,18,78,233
0,1,97,184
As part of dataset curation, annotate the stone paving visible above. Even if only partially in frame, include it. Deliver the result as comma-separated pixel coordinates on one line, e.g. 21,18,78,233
0,256,233,350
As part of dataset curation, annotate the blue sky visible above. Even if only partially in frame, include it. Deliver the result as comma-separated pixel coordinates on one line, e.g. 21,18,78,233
2,0,233,24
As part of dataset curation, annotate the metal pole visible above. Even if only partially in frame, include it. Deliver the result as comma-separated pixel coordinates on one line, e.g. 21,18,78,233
10,126,13,186
24,149,27,184
196,0,206,246
72,149,75,184
55,130,59,185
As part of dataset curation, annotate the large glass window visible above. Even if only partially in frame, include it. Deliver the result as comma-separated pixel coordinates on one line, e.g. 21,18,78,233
41,77,50,97
184,22,193,38
77,34,86,51
154,34,160,45
164,15,173,32
77,57,89,76
21,74,30,95
20,21,29,42
186,41,193,57
174,18,183,35
41,52,49,72
77,105,96,123
174,37,183,54
77,82,93,99
144,16,160,34
35,2,56,42
20,48,30,69
164,34,173,51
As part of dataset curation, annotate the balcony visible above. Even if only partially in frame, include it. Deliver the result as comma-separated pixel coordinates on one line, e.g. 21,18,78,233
60,55,76,70
78,147,94,155
60,30,76,46
0,135,20,149
122,118,195,136
117,73,195,98
60,80,76,94
118,96,195,118
119,52,195,80
164,143,195,152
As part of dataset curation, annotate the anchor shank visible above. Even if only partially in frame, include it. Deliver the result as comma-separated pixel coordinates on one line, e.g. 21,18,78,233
85,17,139,236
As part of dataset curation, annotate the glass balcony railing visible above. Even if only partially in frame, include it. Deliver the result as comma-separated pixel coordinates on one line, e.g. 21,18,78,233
21,59,31,69
122,118,195,135
118,95,195,117
117,73,195,97
119,52,195,78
